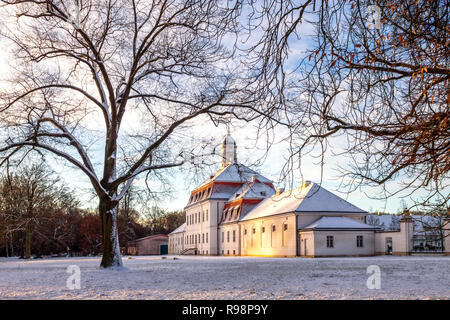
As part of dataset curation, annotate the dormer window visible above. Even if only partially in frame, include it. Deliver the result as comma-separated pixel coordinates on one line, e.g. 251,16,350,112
222,208,228,221
234,206,241,219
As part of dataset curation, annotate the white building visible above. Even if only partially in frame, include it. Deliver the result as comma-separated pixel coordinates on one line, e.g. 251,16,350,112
169,134,450,257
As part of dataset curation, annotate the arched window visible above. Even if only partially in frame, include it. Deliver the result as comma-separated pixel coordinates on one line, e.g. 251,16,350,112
271,224,276,247
251,226,256,247
282,222,288,246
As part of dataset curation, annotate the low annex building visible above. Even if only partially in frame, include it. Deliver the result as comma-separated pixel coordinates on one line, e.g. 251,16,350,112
127,234,168,255
169,134,450,257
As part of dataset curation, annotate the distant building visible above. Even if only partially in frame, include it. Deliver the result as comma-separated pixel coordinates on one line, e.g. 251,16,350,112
169,133,450,257
127,234,168,255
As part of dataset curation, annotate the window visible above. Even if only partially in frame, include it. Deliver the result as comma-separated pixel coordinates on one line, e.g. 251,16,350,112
222,231,224,243
283,224,288,231
234,206,240,219
357,235,363,247
202,233,205,243
233,230,236,242
252,228,256,234
272,225,276,232
206,233,208,243
227,231,230,243
327,236,334,248
244,229,247,235
202,212,204,222
233,250,235,255
206,210,208,221
262,227,265,233
222,208,228,221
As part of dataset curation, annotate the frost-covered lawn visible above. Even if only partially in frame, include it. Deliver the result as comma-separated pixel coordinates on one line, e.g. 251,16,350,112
0,255,448,299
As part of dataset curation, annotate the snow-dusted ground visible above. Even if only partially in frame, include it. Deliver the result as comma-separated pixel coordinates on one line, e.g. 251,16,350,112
0,255,448,299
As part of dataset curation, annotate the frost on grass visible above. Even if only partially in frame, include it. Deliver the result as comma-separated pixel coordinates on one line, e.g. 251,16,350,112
0,256,448,300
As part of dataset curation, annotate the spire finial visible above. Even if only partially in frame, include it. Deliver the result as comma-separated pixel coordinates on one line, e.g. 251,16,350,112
226,114,231,136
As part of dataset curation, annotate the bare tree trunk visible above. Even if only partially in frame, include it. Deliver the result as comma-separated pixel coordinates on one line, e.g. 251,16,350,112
100,198,122,268
10,235,14,257
5,233,9,258
24,224,32,259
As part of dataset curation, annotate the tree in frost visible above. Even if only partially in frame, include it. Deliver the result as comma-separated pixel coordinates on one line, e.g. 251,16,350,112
0,0,256,267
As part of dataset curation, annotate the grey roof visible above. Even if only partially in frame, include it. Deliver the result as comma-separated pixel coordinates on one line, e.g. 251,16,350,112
198,163,272,188
302,216,379,231
240,182,366,221
169,222,186,235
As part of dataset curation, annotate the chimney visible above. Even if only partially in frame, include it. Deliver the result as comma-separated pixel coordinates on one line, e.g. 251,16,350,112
276,188,285,195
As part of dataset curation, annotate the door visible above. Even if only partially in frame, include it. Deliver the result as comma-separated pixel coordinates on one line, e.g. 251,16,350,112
385,237,392,255
160,244,168,255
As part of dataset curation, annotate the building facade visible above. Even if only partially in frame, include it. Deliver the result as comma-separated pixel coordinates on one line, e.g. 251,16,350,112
127,234,168,255
169,134,450,257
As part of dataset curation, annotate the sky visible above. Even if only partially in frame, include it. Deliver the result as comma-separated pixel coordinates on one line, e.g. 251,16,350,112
0,3,445,215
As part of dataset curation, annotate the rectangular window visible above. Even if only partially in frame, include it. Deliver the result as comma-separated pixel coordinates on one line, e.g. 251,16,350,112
357,235,363,247
206,233,208,243
283,224,288,231
202,212,204,222
222,232,224,243
206,210,208,221
252,228,256,234
262,227,265,233
244,229,247,235
326,236,334,248
272,225,276,232
202,233,205,243
227,231,230,243
233,230,236,242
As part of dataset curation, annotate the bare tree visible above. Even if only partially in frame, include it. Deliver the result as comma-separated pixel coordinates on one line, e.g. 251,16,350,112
244,0,449,209
0,0,259,267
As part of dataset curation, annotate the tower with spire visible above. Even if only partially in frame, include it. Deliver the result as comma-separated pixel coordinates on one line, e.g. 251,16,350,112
221,115,237,168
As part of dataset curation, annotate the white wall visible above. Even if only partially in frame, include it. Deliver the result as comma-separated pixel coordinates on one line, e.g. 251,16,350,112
312,230,375,257
239,213,297,257
374,218,414,255
218,223,240,255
